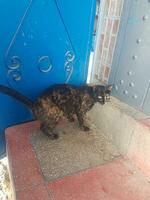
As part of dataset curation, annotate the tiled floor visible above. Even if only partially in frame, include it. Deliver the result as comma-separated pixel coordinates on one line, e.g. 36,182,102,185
140,118,150,128
6,121,150,200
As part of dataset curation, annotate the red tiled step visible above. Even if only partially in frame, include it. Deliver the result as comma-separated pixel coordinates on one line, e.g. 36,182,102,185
140,118,150,128
48,158,150,200
6,121,150,200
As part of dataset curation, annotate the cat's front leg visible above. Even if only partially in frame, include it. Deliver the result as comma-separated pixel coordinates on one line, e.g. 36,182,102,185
40,123,59,139
66,113,75,122
76,111,90,131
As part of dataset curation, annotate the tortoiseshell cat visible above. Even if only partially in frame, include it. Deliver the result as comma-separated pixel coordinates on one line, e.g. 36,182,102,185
0,84,112,139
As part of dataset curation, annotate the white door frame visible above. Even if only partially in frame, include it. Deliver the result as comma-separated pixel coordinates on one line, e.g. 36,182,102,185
88,0,124,84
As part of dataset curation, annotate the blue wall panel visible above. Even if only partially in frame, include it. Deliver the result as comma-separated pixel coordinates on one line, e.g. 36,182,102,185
0,0,96,156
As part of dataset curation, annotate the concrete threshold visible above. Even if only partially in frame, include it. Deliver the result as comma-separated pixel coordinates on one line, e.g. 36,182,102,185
89,96,150,177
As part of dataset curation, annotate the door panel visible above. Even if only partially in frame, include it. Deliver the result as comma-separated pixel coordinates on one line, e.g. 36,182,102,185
112,1,150,111
0,0,96,156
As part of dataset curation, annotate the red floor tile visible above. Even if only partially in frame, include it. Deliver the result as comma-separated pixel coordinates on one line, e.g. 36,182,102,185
16,184,50,200
140,118,150,128
6,121,150,200
48,159,150,200
7,152,44,191
6,121,44,192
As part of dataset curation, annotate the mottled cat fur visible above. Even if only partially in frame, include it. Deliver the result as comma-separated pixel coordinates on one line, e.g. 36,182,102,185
0,84,112,139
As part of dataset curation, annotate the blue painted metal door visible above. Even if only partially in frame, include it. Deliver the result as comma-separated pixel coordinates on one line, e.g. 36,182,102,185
110,0,150,115
0,0,96,156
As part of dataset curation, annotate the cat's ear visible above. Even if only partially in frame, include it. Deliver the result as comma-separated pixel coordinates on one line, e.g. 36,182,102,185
106,84,113,91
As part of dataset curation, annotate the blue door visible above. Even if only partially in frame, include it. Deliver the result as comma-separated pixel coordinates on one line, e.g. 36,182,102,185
0,0,96,156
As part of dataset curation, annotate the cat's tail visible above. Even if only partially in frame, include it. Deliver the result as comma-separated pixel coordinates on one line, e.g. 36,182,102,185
0,85,34,108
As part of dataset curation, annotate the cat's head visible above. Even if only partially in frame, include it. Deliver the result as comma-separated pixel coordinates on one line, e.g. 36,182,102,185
92,84,113,105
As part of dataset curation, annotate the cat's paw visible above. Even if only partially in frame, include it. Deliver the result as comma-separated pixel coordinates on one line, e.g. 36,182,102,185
68,117,75,122
50,133,59,140
80,125,90,132
43,131,59,139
